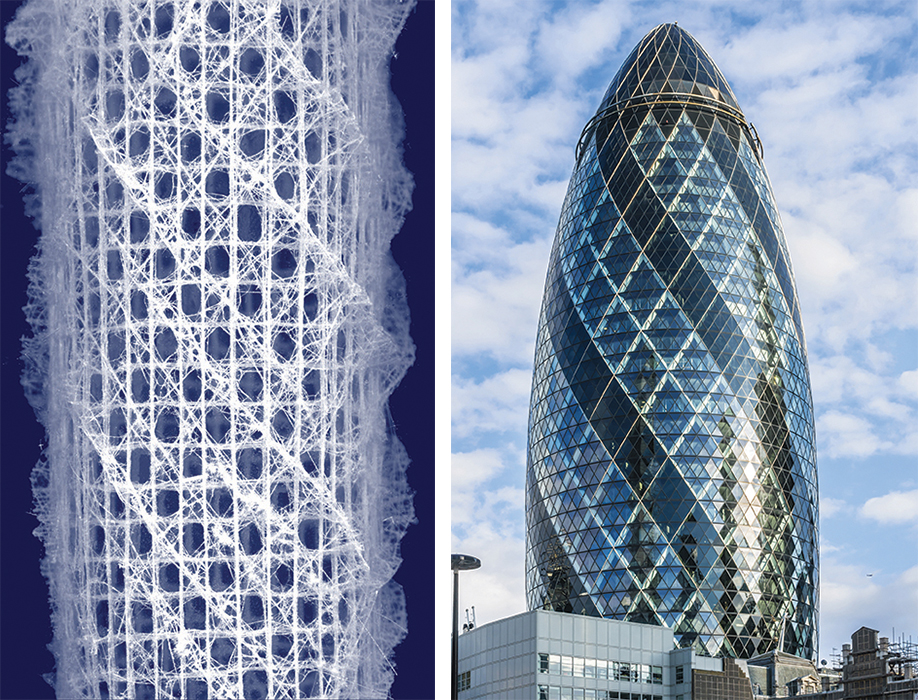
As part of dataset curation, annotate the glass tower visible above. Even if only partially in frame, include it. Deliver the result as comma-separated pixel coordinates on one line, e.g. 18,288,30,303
525,24,818,659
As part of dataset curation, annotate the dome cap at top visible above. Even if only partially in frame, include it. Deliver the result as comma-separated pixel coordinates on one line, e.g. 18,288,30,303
599,24,741,114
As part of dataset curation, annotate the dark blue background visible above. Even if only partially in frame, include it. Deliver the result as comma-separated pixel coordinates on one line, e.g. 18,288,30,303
0,1,434,697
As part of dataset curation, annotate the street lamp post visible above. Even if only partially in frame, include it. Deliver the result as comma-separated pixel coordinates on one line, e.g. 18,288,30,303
451,554,481,700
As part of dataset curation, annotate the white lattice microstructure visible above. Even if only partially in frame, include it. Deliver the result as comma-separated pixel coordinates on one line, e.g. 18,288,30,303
7,1,416,698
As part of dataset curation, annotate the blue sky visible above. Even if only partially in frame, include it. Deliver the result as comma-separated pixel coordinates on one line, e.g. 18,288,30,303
450,0,917,660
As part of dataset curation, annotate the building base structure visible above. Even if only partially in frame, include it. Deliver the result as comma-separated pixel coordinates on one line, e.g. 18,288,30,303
457,609,744,700
457,613,917,700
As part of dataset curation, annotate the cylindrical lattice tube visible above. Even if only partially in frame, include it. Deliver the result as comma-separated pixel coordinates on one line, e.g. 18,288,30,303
7,1,416,697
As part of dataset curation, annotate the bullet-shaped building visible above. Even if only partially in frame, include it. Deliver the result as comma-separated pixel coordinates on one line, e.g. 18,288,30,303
526,24,818,659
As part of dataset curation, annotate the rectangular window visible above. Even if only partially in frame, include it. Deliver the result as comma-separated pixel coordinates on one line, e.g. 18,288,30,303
573,688,585,700
573,657,585,677
550,687,561,700
597,659,608,680
619,663,630,682
539,686,549,700
631,665,640,683
641,664,652,684
585,690,597,700
562,656,574,676
539,653,550,674
457,671,471,693
675,666,684,684
584,658,595,678
652,667,662,685
550,654,562,675
561,687,573,700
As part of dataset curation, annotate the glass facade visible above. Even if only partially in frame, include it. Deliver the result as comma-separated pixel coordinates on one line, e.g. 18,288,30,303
538,688,661,700
526,24,818,659
538,653,664,684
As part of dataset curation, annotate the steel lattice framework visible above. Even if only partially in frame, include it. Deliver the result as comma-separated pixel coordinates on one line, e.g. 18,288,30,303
8,0,416,697
526,24,818,660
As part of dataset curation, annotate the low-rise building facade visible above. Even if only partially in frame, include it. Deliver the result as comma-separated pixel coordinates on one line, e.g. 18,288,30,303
458,610,744,700
457,613,917,700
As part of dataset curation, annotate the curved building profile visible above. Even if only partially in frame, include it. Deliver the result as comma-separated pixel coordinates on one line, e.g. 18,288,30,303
526,24,818,659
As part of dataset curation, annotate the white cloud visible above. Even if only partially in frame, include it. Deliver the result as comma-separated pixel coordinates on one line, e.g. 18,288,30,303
532,2,630,84
451,448,508,490
452,482,524,529
820,558,918,655
451,521,527,628
808,354,917,459
451,447,525,528
451,0,544,61
451,45,532,139
820,497,849,519
450,212,513,264
860,489,918,525
452,3,639,222
809,355,881,407
815,393,917,459
721,13,901,86
451,235,552,364
898,369,918,397
452,368,533,439
817,411,885,458
451,98,581,216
